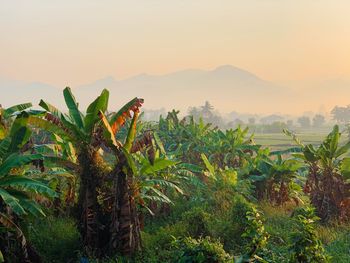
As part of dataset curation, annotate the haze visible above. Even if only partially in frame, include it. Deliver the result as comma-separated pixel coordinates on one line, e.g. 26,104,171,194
1,1,350,115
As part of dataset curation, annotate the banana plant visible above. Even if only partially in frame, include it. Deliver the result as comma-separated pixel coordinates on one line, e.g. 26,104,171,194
0,114,56,262
98,101,147,255
21,87,112,254
99,106,200,255
158,114,212,164
207,127,260,169
0,103,33,140
158,111,259,172
249,154,304,206
124,152,180,227
17,87,145,256
285,125,350,221
31,133,78,212
200,153,257,207
27,87,146,256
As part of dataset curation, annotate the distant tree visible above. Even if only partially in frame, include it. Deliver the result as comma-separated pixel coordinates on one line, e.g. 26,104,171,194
312,114,325,128
201,101,214,120
331,105,350,123
234,118,244,126
248,117,256,125
260,114,284,124
188,101,224,127
297,116,311,128
143,108,167,121
333,106,350,141
188,106,201,120
286,120,294,128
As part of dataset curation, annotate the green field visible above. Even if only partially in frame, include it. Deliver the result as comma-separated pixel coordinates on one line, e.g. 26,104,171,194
254,131,347,150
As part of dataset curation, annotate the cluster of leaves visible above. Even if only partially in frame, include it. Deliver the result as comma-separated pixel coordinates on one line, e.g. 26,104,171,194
158,112,258,170
237,207,269,262
285,126,350,221
0,104,57,262
171,236,233,263
247,150,304,206
290,207,330,262
157,111,310,209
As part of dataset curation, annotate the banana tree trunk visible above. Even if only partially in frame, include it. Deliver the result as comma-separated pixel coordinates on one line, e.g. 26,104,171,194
77,149,103,255
109,158,141,255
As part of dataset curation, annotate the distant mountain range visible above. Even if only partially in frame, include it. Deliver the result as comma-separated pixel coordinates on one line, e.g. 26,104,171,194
0,65,348,115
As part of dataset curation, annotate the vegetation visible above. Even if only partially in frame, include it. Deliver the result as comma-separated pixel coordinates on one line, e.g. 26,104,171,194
0,90,349,262
285,126,350,222
289,207,330,262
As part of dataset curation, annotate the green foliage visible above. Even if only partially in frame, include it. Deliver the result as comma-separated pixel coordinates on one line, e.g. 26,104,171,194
182,207,212,238
141,222,188,262
324,228,350,263
157,110,259,171
172,236,233,263
1,96,350,263
0,110,58,262
28,216,81,263
248,153,304,205
286,125,350,221
290,207,330,263
84,89,109,134
0,116,56,218
63,87,85,129
238,206,269,262
229,195,256,244
260,204,297,262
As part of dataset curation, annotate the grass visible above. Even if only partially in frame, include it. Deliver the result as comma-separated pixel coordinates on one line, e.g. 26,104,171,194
317,224,350,262
261,203,350,263
27,215,81,263
25,201,350,262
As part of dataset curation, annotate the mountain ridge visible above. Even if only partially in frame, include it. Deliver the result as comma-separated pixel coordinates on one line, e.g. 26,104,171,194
0,65,346,115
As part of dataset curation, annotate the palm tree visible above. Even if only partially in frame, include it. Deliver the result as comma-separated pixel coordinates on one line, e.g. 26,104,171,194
201,101,214,119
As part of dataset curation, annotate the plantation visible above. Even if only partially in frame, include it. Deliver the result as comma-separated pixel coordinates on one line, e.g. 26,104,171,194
0,88,349,263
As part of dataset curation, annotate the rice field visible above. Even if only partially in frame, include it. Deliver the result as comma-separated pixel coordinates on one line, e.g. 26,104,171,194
254,129,348,151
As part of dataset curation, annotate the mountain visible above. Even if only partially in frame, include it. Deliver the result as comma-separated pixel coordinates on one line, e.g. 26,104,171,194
0,77,63,108
1,65,344,114
73,65,294,113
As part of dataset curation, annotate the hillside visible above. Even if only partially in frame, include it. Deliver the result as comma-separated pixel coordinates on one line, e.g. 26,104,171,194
1,65,292,113
1,66,347,115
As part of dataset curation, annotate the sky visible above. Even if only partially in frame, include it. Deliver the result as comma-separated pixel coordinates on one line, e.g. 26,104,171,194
1,1,350,113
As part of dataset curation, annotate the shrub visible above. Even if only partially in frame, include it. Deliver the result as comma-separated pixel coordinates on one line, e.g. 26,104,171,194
172,236,233,263
290,207,330,263
182,207,212,238
238,206,269,262
28,216,81,263
222,195,256,251
141,221,188,262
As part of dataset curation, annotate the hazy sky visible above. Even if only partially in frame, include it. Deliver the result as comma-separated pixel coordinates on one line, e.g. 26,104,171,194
1,1,350,89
